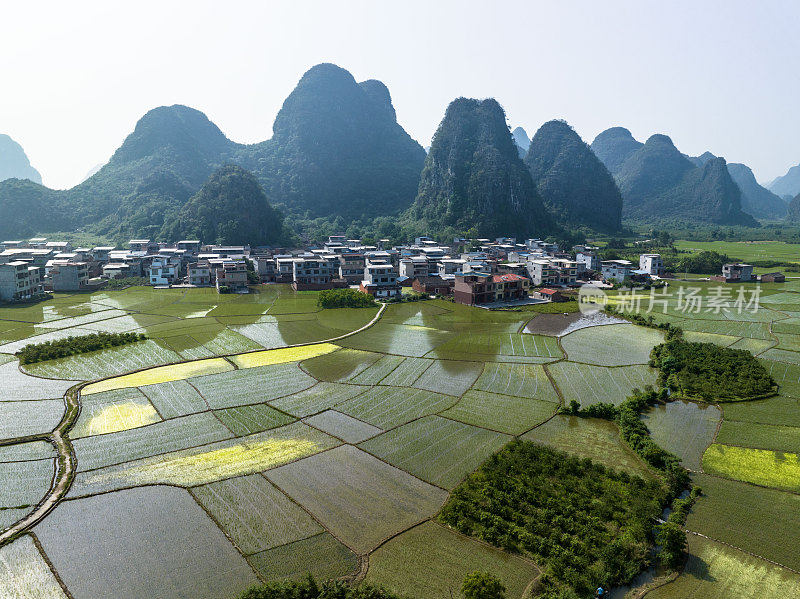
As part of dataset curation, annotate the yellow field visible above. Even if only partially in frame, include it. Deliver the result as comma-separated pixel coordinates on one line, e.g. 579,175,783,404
82,424,339,488
81,357,233,395
703,444,800,491
86,402,160,435
228,343,339,369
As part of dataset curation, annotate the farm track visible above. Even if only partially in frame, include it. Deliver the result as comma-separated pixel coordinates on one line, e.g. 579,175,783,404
0,303,386,548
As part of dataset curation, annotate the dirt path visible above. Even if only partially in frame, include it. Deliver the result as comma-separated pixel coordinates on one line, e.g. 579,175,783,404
0,302,386,547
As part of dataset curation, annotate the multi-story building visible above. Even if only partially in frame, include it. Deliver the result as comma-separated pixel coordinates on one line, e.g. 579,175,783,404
48,261,89,291
0,261,44,301
720,263,754,282
453,272,494,306
576,250,600,272
491,273,530,301
216,261,249,293
176,240,201,255
399,257,428,280
601,259,634,281
438,258,466,277
148,257,180,286
91,246,116,263
187,262,212,286
128,239,157,253
338,253,366,284
639,254,664,276
526,258,577,286
292,255,339,289
359,259,400,298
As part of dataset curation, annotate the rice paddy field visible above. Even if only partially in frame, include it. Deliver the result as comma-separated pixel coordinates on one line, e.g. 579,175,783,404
1,282,800,598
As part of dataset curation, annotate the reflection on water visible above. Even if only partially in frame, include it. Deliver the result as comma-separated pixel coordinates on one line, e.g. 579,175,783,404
523,311,626,336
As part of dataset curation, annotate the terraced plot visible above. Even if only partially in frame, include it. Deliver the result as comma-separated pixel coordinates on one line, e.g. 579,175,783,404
727,337,776,354
0,441,56,462
755,347,800,365
560,324,663,366
24,340,181,380
547,362,657,406
647,535,800,599
431,332,562,362
360,416,510,489
722,393,800,427
191,474,322,555
36,486,258,599
760,359,800,396
339,323,453,357
473,362,560,401
702,444,800,491
228,343,338,369
73,411,233,471
337,386,457,429
266,445,448,554
412,360,482,396
138,379,208,418
365,521,540,599
269,382,367,417
0,535,67,599
523,415,655,478
71,422,339,494
81,357,233,395
0,399,64,438
301,348,382,381
247,532,358,582
686,473,800,571
349,354,405,385
0,362,76,401
190,363,317,409
641,400,720,470
214,404,296,436
303,410,382,443
379,357,433,386
441,390,557,435
0,458,54,508
71,388,160,438
716,420,800,454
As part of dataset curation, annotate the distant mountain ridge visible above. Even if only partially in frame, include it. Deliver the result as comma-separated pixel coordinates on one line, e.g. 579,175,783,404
591,128,757,226
524,120,622,232
770,164,800,199
409,98,553,239
0,134,42,184
0,63,425,241
512,126,530,158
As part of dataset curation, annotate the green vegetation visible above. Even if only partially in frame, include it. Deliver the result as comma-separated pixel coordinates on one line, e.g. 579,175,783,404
525,120,622,232
366,522,538,599
675,250,731,274
702,444,800,492
650,339,776,401
161,165,288,245
239,576,404,599
439,440,665,598
462,572,507,599
16,331,146,364
317,289,377,309
408,97,554,239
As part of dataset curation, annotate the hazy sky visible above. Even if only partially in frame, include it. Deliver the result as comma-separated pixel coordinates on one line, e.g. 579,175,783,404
2,0,798,189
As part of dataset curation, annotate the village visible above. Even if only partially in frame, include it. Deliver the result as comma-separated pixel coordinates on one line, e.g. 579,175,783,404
0,235,782,305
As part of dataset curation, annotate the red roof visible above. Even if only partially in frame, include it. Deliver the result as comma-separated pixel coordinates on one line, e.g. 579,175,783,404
538,288,559,295
492,274,527,283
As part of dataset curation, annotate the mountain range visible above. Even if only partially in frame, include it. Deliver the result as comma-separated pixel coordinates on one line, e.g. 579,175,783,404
591,128,758,226
1,63,797,242
770,164,800,200
0,135,42,185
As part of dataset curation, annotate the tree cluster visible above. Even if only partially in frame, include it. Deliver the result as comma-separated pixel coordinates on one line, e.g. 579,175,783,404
650,339,776,401
16,332,147,364
439,440,665,598
239,577,405,599
317,289,377,309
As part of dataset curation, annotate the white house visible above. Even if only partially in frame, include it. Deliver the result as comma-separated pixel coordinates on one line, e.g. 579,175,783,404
639,254,664,276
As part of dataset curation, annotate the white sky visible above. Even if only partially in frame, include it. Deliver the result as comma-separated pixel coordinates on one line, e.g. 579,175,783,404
2,0,799,189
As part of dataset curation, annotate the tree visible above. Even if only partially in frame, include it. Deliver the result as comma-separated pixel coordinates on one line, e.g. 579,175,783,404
656,521,687,569
462,572,506,599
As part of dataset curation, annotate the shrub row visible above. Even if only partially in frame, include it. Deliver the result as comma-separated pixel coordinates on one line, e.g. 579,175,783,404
317,288,377,309
16,332,147,364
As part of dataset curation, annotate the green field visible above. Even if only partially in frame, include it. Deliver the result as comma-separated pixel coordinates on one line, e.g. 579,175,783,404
359,415,510,489
547,362,658,406
473,362,560,401
674,239,800,264
702,443,800,491
440,390,557,435
647,535,800,599
715,420,800,454
266,445,448,554
641,400,720,470
247,532,358,582
0,535,67,598
522,415,656,478
686,473,800,571
365,521,540,599
337,386,457,429
560,323,664,366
